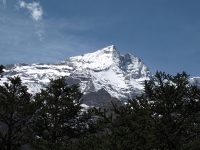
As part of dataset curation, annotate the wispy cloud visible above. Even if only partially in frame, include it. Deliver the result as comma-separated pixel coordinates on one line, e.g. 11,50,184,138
0,0,6,8
0,2,113,65
36,29,44,41
0,12,100,65
16,1,44,41
18,1,43,22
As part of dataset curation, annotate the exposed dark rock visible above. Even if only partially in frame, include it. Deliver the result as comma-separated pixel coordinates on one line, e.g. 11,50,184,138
82,88,122,109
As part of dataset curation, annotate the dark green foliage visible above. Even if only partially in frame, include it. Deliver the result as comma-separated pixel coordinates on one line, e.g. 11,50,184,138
74,71,200,150
0,70,199,149
145,71,200,149
72,99,153,150
0,65,4,78
30,77,97,150
0,76,37,150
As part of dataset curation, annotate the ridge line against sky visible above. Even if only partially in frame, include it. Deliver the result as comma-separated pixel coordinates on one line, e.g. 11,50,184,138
0,0,200,77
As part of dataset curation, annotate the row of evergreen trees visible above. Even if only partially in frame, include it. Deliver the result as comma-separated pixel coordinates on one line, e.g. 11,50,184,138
1,65,200,150
0,65,97,150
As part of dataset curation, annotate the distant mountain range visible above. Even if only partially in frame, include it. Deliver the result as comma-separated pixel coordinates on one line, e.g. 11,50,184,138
1,45,200,108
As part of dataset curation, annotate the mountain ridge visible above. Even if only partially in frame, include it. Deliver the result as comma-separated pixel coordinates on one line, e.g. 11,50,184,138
1,45,199,107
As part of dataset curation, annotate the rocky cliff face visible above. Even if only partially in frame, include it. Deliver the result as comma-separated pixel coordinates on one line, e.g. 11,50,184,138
1,45,152,106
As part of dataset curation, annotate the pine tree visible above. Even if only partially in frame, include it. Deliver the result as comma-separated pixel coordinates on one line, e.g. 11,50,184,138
75,71,200,150
30,77,96,150
0,65,4,78
73,99,153,150
0,76,38,150
145,71,200,149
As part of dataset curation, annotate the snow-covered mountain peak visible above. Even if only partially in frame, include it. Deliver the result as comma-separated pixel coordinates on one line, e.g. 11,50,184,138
65,45,121,71
1,46,152,102
101,45,118,53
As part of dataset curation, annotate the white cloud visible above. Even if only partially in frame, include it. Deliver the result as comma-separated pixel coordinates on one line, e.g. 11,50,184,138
0,0,6,8
18,1,43,22
36,30,44,42
0,13,100,65
19,1,25,7
17,1,45,41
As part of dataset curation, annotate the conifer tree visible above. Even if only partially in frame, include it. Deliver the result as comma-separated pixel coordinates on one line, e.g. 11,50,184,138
145,71,200,149
0,65,4,78
30,77,96,150
74,99,153,150
0,76,37,150
75,71,200,150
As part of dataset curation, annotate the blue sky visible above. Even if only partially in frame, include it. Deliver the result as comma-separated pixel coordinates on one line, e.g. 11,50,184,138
0,0,200,77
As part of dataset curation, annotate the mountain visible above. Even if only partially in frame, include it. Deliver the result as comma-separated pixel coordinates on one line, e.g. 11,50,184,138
1,45,152,107
189,77,200,89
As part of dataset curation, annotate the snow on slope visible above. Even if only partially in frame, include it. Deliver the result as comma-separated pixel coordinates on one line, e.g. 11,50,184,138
66,46,119,71
1,45,152,102
189,77,200,88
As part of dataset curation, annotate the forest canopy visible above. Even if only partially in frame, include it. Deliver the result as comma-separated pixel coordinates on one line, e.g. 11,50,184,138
0,66,200,150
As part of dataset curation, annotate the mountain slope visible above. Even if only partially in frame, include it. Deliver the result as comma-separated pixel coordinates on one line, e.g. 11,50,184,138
1,45,152,104
189,77,200,88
